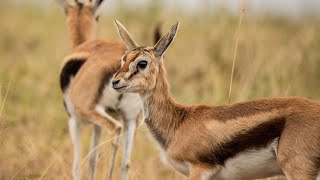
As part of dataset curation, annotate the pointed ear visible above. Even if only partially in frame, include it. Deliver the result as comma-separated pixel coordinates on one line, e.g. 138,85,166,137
114,20,139,50
153,22,179,57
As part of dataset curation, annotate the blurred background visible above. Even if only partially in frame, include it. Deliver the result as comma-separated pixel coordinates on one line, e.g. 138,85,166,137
1,0,320,179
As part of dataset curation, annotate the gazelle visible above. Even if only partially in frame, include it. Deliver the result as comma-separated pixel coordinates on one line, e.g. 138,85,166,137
55,1,144,180
112,21,320,180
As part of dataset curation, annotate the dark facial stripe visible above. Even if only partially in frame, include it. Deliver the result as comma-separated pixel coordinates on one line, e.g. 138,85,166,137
60,59,85,92
197,117,286,166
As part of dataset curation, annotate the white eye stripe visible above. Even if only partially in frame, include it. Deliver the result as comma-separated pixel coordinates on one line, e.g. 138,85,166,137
120,54,126,66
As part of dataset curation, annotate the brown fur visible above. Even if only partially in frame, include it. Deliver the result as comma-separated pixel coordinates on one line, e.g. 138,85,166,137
113,21,320,179
65,4,96,48
69,41,126,111
56,1,138,180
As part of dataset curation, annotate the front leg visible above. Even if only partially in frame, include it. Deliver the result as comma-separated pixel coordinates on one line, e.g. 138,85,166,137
161,154,189,176
189,165,204,180
120,119,137,180
189,165,220,180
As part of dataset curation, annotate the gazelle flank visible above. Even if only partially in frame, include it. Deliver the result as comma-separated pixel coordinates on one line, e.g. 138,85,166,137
55,1,146,180
112,21,320,180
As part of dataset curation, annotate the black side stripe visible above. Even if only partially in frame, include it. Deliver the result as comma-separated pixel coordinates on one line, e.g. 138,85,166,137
311,156,320,177
197,117,286,166
60,59,85,92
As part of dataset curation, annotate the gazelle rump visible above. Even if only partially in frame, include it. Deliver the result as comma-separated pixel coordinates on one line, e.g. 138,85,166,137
55,1,146,180
112,21,320,179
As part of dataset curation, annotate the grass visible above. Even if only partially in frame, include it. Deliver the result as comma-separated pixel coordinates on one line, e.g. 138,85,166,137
228,8,246,103
1,1,320,179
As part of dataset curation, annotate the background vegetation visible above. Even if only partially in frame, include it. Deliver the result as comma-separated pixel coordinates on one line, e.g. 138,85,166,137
1,1,320,179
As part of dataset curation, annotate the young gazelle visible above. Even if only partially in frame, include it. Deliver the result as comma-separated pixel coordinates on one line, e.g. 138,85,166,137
112,21,320,180
55,1,144,180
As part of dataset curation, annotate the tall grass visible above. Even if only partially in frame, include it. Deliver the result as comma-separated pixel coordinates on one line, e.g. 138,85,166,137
228,8,246,103
1,1,320,179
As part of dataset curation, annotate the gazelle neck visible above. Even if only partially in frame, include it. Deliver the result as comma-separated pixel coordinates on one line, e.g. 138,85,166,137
141,63,187,149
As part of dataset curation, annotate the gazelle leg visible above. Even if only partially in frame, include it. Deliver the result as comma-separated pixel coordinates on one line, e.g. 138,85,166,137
120,119,137,180
189,165,219,180
89,124,102,180
80,107,122,180
107,125,121,180
69,117,81,180
189,165,204,180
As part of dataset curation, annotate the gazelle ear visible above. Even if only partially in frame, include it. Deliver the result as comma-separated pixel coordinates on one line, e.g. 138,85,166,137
153,22,179,57
114,20,139,50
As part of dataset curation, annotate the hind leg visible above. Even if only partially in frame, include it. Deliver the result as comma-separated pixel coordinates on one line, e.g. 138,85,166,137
280,165,316,180
278,146,319,180
69,117,81,180
89,124,102,180
77,106,122,180
86,107,122,180
277,120,320,180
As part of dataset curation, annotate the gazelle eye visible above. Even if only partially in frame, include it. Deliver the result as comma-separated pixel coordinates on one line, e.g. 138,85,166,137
137,60,148,70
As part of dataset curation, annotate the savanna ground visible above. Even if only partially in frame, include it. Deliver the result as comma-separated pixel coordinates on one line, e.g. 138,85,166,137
1,1,320,179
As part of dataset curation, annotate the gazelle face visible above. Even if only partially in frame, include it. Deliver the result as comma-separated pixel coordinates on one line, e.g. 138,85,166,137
112,48,159,93
112,20,179,94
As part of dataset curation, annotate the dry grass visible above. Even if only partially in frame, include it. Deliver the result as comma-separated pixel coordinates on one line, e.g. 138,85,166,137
228,8,246,103
1,1,320,180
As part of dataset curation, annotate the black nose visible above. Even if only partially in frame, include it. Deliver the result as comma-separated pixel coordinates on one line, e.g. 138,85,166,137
112,79,120,86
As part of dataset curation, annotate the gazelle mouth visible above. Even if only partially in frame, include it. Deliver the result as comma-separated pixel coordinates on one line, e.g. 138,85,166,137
113,85,128,90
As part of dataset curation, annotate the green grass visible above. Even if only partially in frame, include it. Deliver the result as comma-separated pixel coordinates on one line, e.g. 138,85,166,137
1,1,320,179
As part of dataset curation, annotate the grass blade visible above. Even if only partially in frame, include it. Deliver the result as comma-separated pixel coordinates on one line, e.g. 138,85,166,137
228,8,246,103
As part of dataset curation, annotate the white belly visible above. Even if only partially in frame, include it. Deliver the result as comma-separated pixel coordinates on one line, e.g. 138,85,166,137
213,143,284,180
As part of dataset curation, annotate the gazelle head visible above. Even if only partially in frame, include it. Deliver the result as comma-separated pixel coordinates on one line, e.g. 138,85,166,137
112,20,179,94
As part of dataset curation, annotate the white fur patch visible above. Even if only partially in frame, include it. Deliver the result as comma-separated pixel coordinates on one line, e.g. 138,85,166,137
63,80,80,120
98,83,121,110
118,93,143,120
77,0,91,5
96,82,143,123
212,140,284,180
